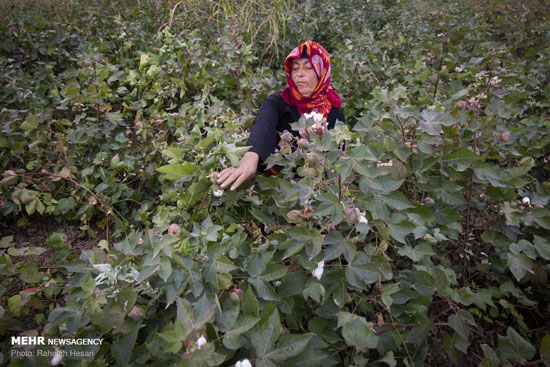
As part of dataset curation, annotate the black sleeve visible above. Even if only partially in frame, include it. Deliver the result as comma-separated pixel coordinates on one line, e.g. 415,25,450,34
246,94,280,163
327,106,346,129
335,107,346,124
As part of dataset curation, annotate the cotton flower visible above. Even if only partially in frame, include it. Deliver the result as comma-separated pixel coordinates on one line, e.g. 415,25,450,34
197,336,207,350
213,189,224,197
236,359,252,367
312,261,325,280
522,197,531,206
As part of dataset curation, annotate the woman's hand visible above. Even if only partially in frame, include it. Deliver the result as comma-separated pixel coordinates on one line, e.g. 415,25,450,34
301,118,327,140
216,151,259,191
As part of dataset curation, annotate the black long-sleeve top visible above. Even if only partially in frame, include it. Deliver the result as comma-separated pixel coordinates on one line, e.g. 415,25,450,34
246,91,346,163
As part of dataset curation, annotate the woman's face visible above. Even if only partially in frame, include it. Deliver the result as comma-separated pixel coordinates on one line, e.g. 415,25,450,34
291,58,319,97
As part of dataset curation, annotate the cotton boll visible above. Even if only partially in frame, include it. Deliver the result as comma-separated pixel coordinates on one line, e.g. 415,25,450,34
213,189,224,197
51,351,63,366
522,197,530,206
312,261,325,280
197,336,207,349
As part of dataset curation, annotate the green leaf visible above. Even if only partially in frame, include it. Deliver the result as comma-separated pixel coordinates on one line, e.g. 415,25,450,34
533,235,550,260
323,231,356,263
380,192,414,210
442,148,481,172
259,264,288,282
480,344,501,367
249,277,279,301
242,286,259,317
448,314,470,341
303,282,325,303
57,197,76,214
223,315,260,350
497,327,536,363
419,110,456,136
406,319,433,345
8,246,47,257
388,221,416,244
341,314,378,351
46,233,66,248
21,113,39,133
507,253,533,281
313,193,345,226
176,294,215,331
345,252,380,290
398,242,435,262
248,251,275,277
112,323,140,367
267,334,313,360
251,304,281,358
156,163,196,180
214,255,238,273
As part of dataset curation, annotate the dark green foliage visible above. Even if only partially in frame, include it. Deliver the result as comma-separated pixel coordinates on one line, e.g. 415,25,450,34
0,0,549,366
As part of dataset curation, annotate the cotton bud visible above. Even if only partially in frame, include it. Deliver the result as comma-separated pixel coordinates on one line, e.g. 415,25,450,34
522,197,531,206
281,130,293,143
196,336,207,350
345,207,361,223
422,197,435,207
312,261,325,280
230,289,243,304
128,306,146,320
286,210,302,221
297,138,310,148
455,101,467,108
500,131,510,143
307,152,321,165
423,233,438,245
168,223,181,236
135,120,144,129
301,167,317,178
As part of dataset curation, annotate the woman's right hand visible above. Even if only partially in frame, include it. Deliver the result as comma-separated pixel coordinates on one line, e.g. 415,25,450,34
301,118,327,140
216,151,259,191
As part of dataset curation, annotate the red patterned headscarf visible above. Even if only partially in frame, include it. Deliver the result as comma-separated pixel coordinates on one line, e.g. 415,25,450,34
281,40,342,117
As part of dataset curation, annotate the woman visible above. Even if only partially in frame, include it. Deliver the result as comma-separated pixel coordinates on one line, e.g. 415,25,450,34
217,40,345,190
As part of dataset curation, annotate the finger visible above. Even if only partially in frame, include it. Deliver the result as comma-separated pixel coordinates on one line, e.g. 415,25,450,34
220,170,241,189
230,172,248,191
216,168,229,179
216,168,235,184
